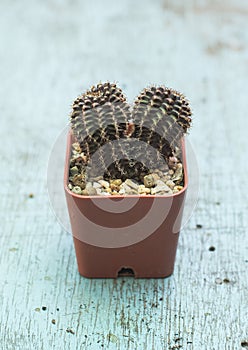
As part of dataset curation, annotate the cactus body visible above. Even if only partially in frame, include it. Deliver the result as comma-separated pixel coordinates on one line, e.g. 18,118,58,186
70,83,192,180
71,82,129,157
132,86,192,158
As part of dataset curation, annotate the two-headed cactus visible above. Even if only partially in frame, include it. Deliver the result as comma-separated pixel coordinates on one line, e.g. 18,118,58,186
70,82,192,180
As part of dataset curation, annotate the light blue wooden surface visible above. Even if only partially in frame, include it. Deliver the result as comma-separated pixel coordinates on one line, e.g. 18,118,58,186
0,0,248,349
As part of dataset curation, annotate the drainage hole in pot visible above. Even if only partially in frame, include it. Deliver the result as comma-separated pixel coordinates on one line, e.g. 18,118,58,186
117,267,135,277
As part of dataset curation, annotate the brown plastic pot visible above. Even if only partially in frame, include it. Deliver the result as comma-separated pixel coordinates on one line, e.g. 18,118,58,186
64,132,188,278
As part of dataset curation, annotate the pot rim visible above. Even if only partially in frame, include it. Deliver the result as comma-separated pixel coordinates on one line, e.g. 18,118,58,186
64,131,188,199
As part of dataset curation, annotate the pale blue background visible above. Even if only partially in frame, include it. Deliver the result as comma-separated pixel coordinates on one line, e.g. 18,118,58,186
0,0,247,349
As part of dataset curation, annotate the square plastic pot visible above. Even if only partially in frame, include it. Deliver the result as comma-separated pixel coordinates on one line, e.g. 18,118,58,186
64,132,188,278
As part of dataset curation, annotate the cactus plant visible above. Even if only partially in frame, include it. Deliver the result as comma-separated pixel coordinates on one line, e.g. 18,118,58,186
71,82,130,157
70,82,192,182
71,82,136,179
132,86,192,160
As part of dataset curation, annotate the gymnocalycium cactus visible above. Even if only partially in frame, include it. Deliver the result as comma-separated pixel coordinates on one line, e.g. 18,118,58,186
70,82,192,181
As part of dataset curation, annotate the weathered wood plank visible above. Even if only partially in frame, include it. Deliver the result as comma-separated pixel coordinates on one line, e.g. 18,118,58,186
0,0,247,349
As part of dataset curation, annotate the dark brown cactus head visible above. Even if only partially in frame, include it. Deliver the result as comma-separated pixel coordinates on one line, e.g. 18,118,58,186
132,85,192,158
70,82,144,180
70,82,131,159
72,82,126,112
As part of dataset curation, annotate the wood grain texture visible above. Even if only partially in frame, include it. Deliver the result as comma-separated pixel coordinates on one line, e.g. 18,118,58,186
0,0,247,349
